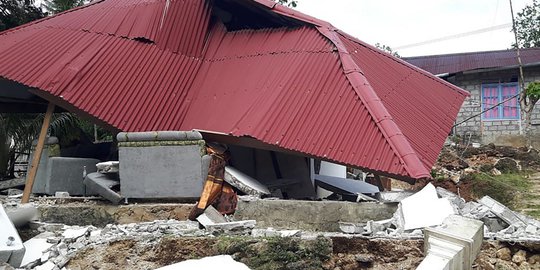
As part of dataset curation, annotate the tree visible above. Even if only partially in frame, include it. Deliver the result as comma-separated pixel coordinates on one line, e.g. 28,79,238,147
0,0,45,31
276,0,298,8
513,0,540,48
512,0,540,145
42,0,84,14
375,43,400,58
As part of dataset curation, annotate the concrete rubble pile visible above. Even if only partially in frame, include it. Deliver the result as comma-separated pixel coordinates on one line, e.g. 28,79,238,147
339,183,540,243
9,220,210,270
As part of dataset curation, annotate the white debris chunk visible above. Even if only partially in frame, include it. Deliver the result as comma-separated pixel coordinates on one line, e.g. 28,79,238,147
155,255,251,270
62,227,89,240
398,183,456,231
35,261,56,270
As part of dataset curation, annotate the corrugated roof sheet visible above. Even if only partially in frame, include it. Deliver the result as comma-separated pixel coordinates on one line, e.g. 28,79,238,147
404,48,540,75
0,0,469,180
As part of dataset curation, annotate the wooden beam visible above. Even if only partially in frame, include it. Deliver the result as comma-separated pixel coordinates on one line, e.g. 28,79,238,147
21,103,55,203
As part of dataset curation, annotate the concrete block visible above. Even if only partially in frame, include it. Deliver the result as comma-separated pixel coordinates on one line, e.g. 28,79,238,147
43,157,99,195
0,205,25,267
196,206,227,228
84,172,122,204
422,215,484,270
28,139,60,194
119,144,205,199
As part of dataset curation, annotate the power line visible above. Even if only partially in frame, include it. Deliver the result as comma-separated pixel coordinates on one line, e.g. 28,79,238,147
394,23,512,50
453,92,520,127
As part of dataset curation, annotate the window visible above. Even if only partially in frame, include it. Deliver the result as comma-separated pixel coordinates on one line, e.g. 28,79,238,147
481,82,520,120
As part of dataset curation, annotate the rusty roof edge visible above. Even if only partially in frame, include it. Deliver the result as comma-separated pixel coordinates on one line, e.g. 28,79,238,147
316,26,431,180
337,32,470,99
403,47,540,60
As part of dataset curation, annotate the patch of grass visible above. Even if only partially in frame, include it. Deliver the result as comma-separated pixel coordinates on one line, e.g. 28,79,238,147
467,172,532,208
523,209,540,218
215,236,332,270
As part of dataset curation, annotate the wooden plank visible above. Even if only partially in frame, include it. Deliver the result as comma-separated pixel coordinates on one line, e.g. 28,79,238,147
21,103,55,203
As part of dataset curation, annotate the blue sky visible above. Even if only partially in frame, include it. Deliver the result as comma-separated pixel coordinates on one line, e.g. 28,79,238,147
296,0,532,57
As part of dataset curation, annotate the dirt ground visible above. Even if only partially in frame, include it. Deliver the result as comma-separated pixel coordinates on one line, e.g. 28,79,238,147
66,235,540,270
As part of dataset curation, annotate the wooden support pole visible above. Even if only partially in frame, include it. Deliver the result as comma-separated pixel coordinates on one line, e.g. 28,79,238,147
21,103,55,203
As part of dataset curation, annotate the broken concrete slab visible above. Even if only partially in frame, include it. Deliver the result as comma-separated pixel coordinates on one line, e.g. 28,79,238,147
251,228,301,238
96,161,119,174
0,204,25,267
224,166,270,196
314,175,379,196
397,183,456,231
20,233,54,268
376,191,413,203
196,206,227,228
479,196,527,227
155,255,251,270
205,220,256,235
83,172,122,204
62,227,89,241
0,178,26,191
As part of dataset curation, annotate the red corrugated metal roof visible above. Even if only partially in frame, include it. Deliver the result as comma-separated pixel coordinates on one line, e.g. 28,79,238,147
0,0,468,180
404,48,540,75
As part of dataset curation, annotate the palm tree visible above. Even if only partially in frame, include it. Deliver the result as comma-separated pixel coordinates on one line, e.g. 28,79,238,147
42,0,85,14
0,112,86,180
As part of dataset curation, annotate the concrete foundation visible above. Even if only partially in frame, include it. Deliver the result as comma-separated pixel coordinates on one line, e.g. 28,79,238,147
118,131,209,199
37,203,195,227
234,199,397,232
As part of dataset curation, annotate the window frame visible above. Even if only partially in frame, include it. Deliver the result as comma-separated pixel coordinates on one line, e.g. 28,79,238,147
481,82,520,121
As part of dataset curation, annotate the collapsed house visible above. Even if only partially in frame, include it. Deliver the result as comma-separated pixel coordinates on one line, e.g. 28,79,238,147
0,0,467,185
0,1,484,269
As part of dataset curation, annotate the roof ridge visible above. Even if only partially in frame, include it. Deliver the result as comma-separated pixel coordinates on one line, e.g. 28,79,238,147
403,47,540,59
316,27,430,179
